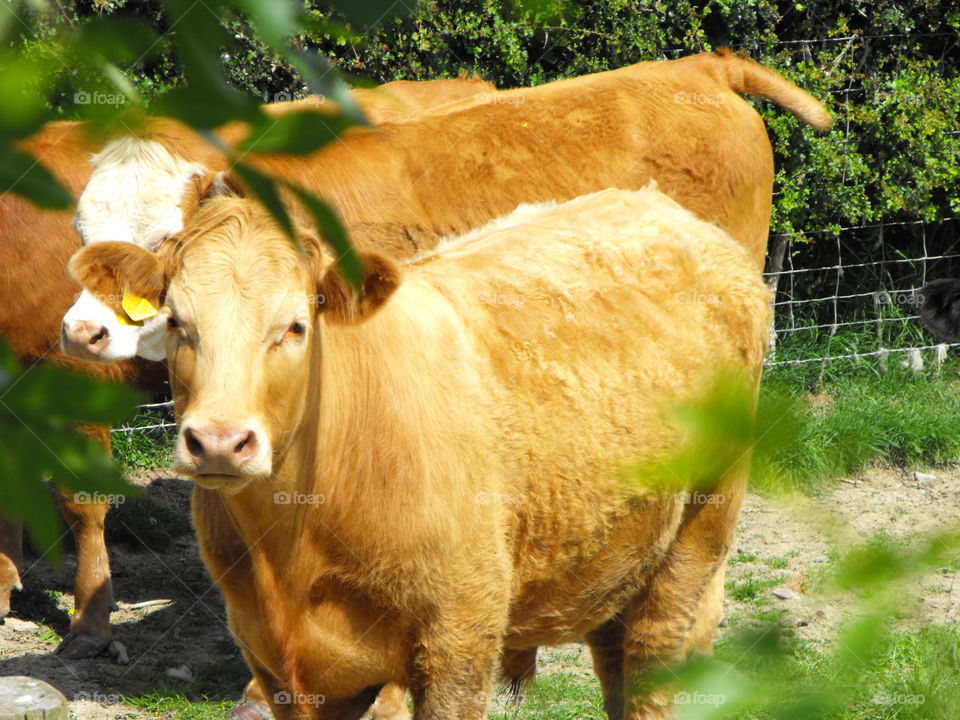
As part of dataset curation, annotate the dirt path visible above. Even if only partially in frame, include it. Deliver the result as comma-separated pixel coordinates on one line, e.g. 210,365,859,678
2,465,959,718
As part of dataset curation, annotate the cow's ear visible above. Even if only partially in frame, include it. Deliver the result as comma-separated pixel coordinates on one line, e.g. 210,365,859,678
916,279,960,341
201,171,248,201
316,251,402,325
68,242,166,314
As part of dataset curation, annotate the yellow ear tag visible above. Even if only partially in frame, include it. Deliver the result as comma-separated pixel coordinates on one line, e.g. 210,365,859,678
121,291,159,324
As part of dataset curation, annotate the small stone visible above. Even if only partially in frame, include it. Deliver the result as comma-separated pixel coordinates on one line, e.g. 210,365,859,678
109,640,129,665
914,471,937,487
813,555,829,563
718,616,728,628
771,586,799,600
165,664,192,683
3,617,39,633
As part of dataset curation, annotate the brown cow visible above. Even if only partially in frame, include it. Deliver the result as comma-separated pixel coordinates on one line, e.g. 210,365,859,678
62,49,828,364
69,185,771,719
0,76,499,666
0,121,168,659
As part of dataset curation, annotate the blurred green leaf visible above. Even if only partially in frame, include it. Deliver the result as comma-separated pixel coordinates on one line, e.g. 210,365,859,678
323,0,412,29
233,0,301,47
239,110,355,155
0,55,56,140
0,144,71,209
232,161,296,241
0,341,142,561
286,183,362,289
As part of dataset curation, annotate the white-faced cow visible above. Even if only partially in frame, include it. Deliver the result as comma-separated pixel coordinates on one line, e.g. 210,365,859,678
69,184,771,720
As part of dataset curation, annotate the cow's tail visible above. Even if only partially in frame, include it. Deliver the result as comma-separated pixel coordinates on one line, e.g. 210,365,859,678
717,48,832,132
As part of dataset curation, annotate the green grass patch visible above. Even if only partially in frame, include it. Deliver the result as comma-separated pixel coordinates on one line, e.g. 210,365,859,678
756,369,960,493
728,574,782,603
111,404,176,471
490,672,605,720
123,693,233,720
711,623,960,720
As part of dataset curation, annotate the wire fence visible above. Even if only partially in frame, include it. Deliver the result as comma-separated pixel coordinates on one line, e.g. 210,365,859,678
764,216,960,369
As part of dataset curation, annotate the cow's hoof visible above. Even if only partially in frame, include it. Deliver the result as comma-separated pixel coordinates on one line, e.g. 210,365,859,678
54,631,111,659
228,699,274,720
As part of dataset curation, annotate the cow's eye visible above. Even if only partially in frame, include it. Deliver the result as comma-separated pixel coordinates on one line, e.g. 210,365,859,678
167,316,180,329
288,321,306,337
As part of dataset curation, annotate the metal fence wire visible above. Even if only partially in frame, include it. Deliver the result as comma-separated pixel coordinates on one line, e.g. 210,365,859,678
764,217,960,368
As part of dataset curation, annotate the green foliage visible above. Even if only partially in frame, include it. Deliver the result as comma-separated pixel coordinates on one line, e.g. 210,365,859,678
0,340,141,561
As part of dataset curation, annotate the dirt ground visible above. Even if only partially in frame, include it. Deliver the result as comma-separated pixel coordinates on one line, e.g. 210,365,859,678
1,465,959,719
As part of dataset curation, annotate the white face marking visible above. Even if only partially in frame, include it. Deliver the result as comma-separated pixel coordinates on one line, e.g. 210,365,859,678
62,290,141,362
74,136,204,250
65,136,206,363
61,291,169,363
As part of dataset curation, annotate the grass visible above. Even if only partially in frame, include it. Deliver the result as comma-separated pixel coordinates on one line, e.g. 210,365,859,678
728,574,782,602
755,365,960,493
111,404,176,471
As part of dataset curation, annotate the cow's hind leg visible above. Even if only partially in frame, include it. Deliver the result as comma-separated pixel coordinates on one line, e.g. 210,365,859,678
621,475,746,719
586,619,626,720
55,424,115,659
0,512,24,621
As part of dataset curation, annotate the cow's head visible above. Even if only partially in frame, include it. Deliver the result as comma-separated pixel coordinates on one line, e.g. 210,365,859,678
69,198,401,492
916,279,960,342
62,123,223,363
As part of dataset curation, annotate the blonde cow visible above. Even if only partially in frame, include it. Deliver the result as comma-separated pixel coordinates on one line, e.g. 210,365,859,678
69,185,771,720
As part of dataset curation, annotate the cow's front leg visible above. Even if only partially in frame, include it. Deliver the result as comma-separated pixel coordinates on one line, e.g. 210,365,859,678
0,512,23,621
54,484,114,657
407,625,500,720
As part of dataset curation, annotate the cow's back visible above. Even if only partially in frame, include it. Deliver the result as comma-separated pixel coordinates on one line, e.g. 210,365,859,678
279,58,775,266
408,187,770,643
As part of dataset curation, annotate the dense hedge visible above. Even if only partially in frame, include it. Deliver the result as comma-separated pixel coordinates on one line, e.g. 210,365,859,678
21,2,960,287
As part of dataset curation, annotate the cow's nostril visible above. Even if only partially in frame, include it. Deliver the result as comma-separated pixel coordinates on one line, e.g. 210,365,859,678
235,433,250,454
234,431,258,461
89,326,108,345
185,428,205,459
